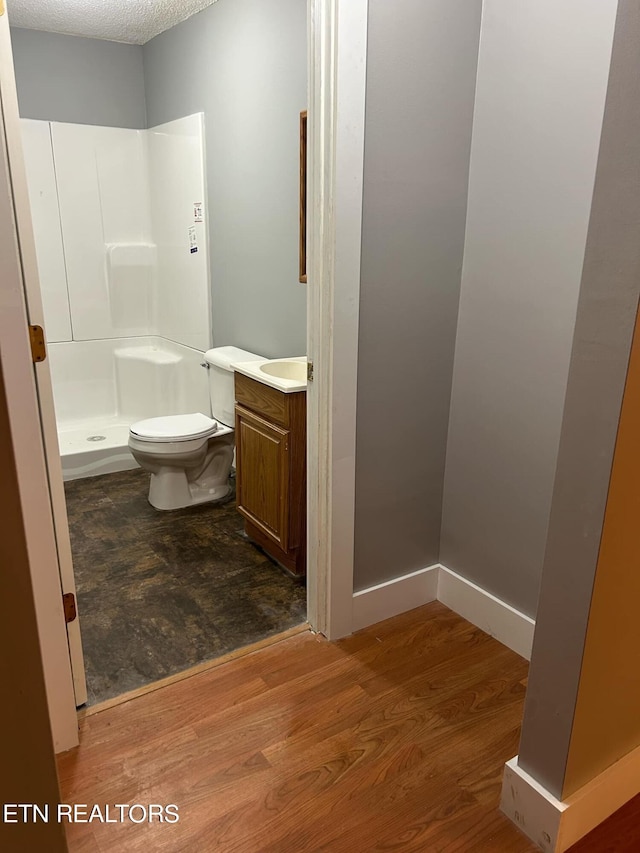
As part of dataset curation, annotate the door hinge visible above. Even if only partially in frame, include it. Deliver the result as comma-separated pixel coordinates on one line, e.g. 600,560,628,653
0,1,5,16
62,593,77,624
29,325,47,363
307,360,314,382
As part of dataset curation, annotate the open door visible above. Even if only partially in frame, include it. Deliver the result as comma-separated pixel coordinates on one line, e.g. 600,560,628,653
0,13,87,708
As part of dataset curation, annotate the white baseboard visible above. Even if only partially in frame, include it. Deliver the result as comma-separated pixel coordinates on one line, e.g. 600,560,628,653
351,564,535,659
501,747,640,851
352,564,439,632
437,566,535,660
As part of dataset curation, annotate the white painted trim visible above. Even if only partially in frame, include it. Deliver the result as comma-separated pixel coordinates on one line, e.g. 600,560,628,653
437,565,536,660
352,564,535,658
352,565,440,632
0,15,78,751
501,758,565,852
305,0,333,639
306,0,368,639
501,747,640,852
2,46,87,712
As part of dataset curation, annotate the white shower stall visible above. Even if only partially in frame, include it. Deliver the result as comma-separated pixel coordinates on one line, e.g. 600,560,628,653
21,113,212,479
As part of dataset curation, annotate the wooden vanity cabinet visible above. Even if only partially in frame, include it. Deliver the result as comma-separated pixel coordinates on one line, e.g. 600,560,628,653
234,372,306,576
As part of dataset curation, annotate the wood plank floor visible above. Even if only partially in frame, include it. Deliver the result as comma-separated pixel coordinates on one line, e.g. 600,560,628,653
58,602,533,851
57,602,638,852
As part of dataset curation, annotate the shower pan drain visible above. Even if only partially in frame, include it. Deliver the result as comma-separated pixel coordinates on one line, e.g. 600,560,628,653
86,435,107,442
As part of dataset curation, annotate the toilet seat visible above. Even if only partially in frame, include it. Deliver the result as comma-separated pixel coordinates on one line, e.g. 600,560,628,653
129,412,219,443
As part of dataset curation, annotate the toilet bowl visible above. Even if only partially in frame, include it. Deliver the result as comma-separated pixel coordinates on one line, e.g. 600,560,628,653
128,346,263,511
129,412,234,510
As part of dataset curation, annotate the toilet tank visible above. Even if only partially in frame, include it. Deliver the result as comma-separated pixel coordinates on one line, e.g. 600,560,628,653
204,346,264,427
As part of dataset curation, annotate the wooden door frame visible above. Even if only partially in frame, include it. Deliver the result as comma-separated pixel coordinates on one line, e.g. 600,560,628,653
306,0,368,639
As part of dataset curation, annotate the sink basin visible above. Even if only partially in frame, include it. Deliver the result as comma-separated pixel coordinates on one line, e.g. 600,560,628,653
232,356,307,393
260,360,307,382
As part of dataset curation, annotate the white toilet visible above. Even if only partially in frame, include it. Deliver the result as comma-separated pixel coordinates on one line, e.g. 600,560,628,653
128,346,263,511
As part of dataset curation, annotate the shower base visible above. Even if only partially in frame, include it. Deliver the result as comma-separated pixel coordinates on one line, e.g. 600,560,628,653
57,418,139,481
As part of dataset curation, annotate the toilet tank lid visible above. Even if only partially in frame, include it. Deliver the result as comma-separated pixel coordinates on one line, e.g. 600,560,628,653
204,346,264,370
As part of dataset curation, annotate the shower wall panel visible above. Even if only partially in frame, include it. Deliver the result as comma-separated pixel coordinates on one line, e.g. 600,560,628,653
148,113,211,351
20,119,72,342
50,122,153,340
22,115,210,351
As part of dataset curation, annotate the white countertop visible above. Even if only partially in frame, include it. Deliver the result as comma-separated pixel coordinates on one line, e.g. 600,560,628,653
232,356,307,393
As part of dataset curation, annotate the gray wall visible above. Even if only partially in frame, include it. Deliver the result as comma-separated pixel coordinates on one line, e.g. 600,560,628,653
353,0,482,590
440,0,619,616
519,0,640,797
143,0,307,359
9,28,146,129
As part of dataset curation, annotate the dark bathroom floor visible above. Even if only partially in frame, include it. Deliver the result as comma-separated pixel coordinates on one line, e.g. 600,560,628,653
64,468,307,706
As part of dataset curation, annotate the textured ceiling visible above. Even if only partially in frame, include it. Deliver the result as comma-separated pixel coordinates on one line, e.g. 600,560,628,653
7,0,220,45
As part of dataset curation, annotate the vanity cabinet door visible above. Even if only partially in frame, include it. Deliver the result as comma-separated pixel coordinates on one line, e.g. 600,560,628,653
235,405,290,550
